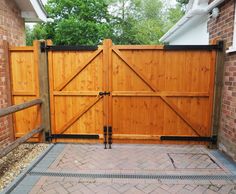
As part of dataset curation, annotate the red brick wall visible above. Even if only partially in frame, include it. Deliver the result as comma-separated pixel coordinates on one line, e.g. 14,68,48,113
0,0,25,148
208,0,236,161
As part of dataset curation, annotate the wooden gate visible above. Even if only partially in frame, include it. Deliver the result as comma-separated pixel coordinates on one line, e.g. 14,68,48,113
48,39,219,144
48,43,105,143
110,44,217,144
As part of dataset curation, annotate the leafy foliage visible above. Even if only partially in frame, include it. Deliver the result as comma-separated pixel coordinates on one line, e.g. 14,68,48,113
176,0,189,11
176,0,189,4
165,4,184,30
26,0,185,45
42,0,112,45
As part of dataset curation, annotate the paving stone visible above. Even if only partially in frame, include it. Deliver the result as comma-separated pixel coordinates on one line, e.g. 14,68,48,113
150,187,170,194
184,184,198,191
123,187,146,194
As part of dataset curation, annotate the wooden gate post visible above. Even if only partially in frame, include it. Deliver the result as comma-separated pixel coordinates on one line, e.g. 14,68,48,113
210,40,225,148
34,40,51,142
2,40,14,142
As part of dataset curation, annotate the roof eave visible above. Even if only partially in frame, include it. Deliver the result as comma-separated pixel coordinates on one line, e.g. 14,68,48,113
29,0,48,22
160,9,206,43
160,0,225,43
14,0,48,22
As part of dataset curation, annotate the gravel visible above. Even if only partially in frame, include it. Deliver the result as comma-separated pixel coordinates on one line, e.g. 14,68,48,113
0,143,49,191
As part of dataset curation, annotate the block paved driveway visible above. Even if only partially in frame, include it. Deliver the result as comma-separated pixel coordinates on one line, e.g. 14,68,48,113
6,144,236,194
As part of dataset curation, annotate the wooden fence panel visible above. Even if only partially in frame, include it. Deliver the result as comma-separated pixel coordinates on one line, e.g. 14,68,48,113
9,44,41,142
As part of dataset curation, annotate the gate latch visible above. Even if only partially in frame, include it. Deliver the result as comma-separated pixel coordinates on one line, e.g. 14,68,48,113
99,91,110,96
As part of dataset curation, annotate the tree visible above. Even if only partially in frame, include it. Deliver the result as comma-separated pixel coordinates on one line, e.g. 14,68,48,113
25,25,34,46
25,24,48,45
129,0,165,44
26,0,183,45
176,0,189,11
35,0,113,45
108,0,142,44
165,4,184,30
108,0,166,44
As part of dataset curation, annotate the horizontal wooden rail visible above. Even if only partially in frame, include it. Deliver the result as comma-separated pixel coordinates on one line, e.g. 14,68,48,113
53,91,98,96
112,91,209,97
0,99,42,117
9,46,34,51
113,134,161,140
112,45,164,50
0,126,44,158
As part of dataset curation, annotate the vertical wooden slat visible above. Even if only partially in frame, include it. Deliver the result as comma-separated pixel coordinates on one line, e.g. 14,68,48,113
102,40,109,129
102,39,112,144
47,40,55,139
104,40,113,128
207,49,217,137
34,40,51,141
33,41,41,142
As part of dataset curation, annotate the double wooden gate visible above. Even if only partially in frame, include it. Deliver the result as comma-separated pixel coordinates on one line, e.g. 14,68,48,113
10,39,221,144
47,39,219,144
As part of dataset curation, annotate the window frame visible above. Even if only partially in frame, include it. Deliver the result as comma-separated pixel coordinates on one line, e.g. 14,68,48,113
226,3,236,53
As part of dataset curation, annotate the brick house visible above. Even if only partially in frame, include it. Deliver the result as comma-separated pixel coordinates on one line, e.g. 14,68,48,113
160,0,236,161
0,0,47,148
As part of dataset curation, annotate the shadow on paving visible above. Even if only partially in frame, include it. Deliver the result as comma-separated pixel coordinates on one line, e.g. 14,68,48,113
2,143,236,194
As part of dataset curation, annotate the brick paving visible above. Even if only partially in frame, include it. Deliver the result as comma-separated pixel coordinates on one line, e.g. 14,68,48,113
5,144,236,194
48,144,230,175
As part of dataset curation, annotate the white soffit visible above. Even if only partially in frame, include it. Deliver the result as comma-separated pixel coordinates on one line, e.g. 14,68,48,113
14,0,48,22
160,0,225,43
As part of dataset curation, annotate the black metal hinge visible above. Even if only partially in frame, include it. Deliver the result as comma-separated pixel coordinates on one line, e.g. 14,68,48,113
40,42,98,52
160,135,217,143
164,41,224,51
45,132,99,141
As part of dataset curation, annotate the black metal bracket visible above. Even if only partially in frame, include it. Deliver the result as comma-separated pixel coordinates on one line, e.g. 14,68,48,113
217,41,224,52
45,133,99,141
164,41,224,51
103,126,107,149
211,135,218,145
41,44,98,52
103,126,112,149
99,91,110,96
40,42,50,52
160,135,218,143
108,126,112,149
45,131,51,142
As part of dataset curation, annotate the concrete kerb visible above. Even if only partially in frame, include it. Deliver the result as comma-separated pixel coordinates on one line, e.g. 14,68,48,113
210,149,236,175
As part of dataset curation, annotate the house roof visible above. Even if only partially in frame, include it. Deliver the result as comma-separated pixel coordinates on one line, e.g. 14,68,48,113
14,0,48,22
160,0,225,43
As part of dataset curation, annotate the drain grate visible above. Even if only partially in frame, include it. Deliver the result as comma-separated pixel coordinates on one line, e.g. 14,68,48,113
29,171,236,181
